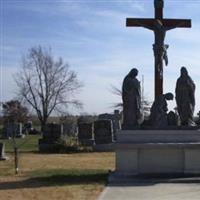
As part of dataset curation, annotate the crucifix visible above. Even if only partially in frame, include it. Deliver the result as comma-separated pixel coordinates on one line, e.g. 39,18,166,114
126,0,191,100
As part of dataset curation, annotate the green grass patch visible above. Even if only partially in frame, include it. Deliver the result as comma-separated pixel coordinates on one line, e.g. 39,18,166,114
0,135,41,153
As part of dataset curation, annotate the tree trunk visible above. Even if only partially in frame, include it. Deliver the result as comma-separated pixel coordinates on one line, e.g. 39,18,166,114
40,119,47,134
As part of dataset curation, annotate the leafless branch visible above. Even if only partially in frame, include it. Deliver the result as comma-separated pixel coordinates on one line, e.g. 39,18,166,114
15,46,83,130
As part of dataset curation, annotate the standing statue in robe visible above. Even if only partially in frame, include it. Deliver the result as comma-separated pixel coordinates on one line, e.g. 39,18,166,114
175,67,196,126
122,68,142,129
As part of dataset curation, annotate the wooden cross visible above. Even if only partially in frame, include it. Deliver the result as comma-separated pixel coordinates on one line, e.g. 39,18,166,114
126,0,191,100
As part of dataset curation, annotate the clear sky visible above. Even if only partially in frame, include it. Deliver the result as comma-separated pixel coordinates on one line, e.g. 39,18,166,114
1,0,200,115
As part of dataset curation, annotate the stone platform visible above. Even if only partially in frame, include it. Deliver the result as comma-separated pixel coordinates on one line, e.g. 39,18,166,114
110,130,200,182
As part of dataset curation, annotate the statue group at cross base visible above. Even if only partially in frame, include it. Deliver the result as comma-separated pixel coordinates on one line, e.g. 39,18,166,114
122,67,196,130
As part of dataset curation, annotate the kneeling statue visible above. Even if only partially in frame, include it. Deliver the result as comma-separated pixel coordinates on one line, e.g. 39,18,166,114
149,93,174,129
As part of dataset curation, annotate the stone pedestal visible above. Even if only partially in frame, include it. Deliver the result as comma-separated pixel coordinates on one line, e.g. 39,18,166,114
110,130,200,182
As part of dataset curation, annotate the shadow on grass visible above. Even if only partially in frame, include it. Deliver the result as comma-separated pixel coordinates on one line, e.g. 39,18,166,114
109,173,200,187
0,169,108,190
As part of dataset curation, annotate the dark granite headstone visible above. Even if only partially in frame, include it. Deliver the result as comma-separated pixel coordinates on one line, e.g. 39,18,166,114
4,123,24,138
98,110,121,140
78,122,94,145
43,124,63,140
63,122,77,137
94,120,113,144
39,124,64,152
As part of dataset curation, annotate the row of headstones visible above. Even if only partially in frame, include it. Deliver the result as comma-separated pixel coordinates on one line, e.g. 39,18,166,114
2,121,41,139
38,122,83,152
78,119,114,145
38,119,115,152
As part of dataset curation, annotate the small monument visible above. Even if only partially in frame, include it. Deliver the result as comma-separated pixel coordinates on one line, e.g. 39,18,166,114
4,123,25,139
109,0,200,182
94,120,113,144
113,110,121,138
39,123,64,152
78,122,94,146
98,109,121,139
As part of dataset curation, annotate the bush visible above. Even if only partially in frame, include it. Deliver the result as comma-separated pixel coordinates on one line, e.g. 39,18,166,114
51,138,93,153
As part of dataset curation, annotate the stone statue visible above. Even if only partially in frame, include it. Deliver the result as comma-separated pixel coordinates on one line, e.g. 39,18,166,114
167,111,178,126
122,68,142,129
149,93,173,128
175,67,196,126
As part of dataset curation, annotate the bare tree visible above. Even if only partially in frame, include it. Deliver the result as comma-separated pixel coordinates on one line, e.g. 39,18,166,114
15,46,82,131
110,85,123,109
2,100,29,124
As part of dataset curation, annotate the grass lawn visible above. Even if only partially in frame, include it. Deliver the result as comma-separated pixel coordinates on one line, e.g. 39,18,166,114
0,135,42,152
0,136,115,200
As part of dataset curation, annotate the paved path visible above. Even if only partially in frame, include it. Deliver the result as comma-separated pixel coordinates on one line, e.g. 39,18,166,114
98,179,200,200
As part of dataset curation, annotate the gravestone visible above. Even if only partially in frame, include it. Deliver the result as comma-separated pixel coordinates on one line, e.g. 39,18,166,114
43,123,63,139
98,110,121,140
23,121,33,134
94,120,113,144
17,123,23,137
63,121,77,137
0,143,8,161
78,122,94,146
39,123,64,152
4,123,25,138
113,110,122,137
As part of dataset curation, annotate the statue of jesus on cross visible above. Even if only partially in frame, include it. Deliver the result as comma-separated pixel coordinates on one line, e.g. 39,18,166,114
126,0,192,100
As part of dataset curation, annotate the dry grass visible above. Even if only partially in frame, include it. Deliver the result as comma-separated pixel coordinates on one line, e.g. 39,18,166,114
0,152,115,200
